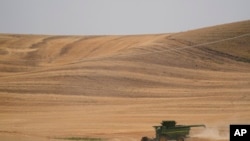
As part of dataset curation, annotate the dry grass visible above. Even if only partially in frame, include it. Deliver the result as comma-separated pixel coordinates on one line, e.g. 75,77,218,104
0,20,250,141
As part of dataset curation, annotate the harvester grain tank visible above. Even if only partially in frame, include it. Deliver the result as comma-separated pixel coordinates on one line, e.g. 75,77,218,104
141,120,205,141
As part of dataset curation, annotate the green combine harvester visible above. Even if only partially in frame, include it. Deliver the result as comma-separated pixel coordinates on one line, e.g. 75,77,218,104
141,120,205,141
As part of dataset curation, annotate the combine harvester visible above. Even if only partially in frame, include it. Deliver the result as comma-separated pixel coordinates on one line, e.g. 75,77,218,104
141,120,205,141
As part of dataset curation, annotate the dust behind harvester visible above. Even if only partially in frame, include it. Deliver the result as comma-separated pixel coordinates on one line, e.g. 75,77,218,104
141,120,205,141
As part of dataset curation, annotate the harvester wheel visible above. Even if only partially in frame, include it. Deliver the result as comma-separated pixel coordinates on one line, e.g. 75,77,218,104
159,135,168,141
141,136,150,141
177,137,184,141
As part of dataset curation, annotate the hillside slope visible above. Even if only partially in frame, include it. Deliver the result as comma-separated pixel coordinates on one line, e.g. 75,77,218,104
0,20,250,141
0,20,250,97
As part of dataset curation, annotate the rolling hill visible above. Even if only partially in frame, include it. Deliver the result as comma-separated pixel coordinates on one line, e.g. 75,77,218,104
0,20,250,141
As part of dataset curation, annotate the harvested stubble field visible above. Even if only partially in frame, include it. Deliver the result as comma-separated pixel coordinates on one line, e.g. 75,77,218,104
0,20,250,141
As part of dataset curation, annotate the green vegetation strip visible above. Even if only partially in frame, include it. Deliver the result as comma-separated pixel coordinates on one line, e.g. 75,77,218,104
57,137,102,141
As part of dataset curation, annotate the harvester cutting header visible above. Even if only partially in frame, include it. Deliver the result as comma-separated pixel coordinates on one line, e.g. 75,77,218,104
141,120,205,141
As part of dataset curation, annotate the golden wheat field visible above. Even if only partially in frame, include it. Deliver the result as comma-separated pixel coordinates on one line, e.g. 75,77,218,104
0,20,250,141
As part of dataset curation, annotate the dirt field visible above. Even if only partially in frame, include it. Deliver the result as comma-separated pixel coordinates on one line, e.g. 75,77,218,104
0,20,250,141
